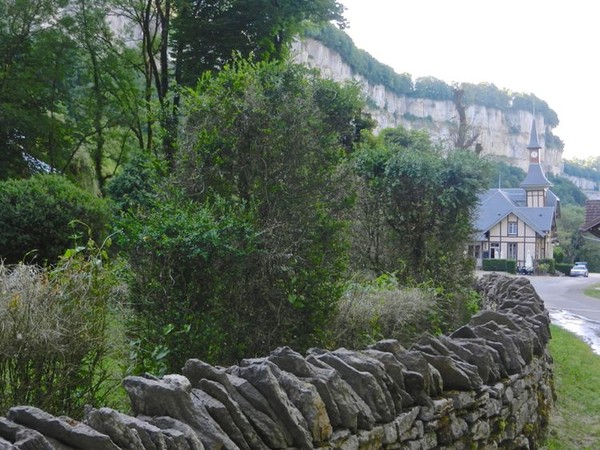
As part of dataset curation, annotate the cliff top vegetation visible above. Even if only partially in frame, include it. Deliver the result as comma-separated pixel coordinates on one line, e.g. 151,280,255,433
304,24,559,128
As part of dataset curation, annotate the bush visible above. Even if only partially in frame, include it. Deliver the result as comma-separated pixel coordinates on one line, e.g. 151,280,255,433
330,274,438,349
482,259,517,274
118,194,259,372
537,258,556,274
556,263,573,275
0,174,111,264
0,239,125,417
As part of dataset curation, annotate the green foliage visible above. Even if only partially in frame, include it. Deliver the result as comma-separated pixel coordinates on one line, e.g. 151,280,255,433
547,174,587,206
173,0,345,86
0,0,77,179
488,161,526,188
482,259,517,274
106,152,167,211
352,125,491,288
564,158,600,185
555,263,573,275
0,175,111,264
555,205,600,272
0,0,146,186
331,274,438,349
462,82,511,110
118,193,258,371
553,246,565,263
303,24,414,96
0,238,126,417
119,59,368,370
536,258,555,275
413,76,454,101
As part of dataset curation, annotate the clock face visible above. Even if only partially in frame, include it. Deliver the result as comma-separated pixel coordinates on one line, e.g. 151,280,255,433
531,151,538,158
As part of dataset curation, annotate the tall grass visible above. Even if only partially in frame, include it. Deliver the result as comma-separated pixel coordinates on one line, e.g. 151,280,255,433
330,274,439,349
546,325,600,449
0,240,128,418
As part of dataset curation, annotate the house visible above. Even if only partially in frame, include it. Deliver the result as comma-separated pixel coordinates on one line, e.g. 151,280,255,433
580,199,600,238
468,120,560,269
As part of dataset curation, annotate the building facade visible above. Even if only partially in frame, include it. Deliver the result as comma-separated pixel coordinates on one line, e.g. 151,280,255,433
469,120,559,269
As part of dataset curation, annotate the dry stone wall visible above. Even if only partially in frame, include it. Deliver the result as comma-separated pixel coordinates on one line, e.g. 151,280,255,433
0,274,554,449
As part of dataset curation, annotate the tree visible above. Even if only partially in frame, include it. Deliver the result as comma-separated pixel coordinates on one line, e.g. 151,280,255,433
0,0,77,179
117,58,370,369
115,0,346,164
352,125,490,287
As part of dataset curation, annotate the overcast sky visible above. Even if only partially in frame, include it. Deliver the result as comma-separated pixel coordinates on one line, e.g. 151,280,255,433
339,0,599,161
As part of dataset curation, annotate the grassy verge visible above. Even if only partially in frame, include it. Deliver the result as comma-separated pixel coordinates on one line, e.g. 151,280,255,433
545,324,600,449
582,282,600,300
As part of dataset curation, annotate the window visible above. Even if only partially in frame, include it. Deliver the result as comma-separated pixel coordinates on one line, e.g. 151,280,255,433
508,243,518,260
468,244,481,259
490,243,500,259
508,221,518,236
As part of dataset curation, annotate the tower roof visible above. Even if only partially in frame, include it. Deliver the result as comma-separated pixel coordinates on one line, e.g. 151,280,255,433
521,118,551,189
520,163,552,188
527,119,542,149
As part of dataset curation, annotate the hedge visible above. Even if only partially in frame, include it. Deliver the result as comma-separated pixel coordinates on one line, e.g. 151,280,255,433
482,258,517,274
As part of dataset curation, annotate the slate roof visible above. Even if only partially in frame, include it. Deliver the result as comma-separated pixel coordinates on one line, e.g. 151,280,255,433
519,163,552,188
527,119,542,150
473,188,557,240
581,200,600,237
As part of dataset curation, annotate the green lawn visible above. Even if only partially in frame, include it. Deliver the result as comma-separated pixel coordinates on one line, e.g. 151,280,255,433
545,325,600,449
583,282,600,300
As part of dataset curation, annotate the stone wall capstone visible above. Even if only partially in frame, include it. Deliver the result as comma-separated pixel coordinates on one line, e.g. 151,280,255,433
0,273,554,449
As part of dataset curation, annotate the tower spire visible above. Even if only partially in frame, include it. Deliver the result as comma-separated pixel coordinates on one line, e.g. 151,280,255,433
527,117,541,150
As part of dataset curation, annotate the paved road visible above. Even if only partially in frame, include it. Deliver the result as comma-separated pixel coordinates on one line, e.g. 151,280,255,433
526,273,600,354
528,273,600,321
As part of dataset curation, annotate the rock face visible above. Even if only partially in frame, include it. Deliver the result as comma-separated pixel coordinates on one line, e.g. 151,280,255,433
292,38,564,175
0,274,554,449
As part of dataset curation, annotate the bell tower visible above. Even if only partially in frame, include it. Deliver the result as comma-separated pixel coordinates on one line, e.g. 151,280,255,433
520,118,552,207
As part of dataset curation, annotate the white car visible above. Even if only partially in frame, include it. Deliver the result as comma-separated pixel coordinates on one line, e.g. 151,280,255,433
569,264,589,277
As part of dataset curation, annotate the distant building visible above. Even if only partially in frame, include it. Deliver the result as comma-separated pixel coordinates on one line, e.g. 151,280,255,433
580,200,600,238
468,120,560,269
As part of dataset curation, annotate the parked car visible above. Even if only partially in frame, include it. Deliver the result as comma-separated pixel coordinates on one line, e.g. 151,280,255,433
570,264,589,277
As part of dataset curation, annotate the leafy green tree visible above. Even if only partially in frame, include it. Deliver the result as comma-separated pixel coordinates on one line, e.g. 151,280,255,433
118,193,257,372
487,161,526,189
353,126,490,287
118,59,370,369
115,0,346,164
0,0,77,179
413,76,453,101
547,174,587,207
557,204,600,272
0,175,110,264
556,204,585,264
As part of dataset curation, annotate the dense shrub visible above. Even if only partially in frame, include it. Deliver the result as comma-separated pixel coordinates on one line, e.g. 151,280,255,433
331,275,438,349
331,274,482,349
118,194,258,372
0,240,125,417
0,174,110,264
536,258,556,275
555,263,573,275
482,258,517,274
117,59,365,371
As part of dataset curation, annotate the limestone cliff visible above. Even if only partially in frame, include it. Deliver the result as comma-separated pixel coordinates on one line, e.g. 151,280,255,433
293,38,563,175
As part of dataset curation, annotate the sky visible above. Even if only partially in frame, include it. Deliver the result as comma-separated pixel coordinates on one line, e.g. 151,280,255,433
339,0,599,161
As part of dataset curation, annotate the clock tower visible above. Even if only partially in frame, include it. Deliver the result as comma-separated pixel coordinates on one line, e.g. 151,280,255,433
527,119,542,164
520,118,552,208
